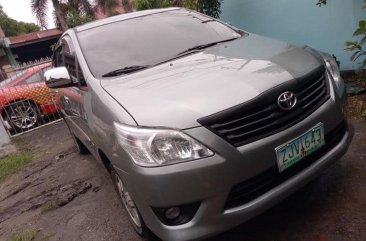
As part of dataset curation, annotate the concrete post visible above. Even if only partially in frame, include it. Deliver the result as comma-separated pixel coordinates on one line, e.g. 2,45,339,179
0,121,15,158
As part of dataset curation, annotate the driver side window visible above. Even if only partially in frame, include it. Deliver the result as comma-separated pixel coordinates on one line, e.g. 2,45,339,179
54,36,86,86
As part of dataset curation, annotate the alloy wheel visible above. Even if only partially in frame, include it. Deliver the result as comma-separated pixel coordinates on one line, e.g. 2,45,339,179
114,173,142,230
9,103,38,130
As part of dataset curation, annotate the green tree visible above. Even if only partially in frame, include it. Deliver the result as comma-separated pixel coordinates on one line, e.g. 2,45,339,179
55,0,95,28
197,0,223,19
31,0,68,30
133,0,223,18
0,4,40,36
63,10,95,28
133,0,170,10
31,0,120,31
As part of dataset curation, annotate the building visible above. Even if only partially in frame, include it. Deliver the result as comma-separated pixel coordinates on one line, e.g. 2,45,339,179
8,28,62,63
0,28,62,81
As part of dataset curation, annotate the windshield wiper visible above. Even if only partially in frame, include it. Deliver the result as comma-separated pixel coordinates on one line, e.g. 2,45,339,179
176,42,219,56
175,38,239,57
102,65,150,77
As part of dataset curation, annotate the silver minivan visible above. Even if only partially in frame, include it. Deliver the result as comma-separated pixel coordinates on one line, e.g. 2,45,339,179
45,8,353,241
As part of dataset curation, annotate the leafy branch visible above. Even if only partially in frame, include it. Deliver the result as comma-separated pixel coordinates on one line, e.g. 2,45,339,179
133,0,224,18
316,0,327,7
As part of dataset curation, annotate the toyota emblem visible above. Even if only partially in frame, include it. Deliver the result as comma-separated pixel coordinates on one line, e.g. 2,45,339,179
277,91,297,110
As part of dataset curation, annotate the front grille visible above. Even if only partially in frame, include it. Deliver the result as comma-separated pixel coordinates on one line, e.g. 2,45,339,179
198,66,330,147
224,121,347,210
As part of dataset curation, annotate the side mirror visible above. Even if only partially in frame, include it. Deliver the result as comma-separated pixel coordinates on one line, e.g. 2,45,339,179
44,67,74,88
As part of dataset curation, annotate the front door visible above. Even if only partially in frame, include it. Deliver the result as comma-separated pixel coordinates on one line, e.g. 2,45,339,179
55,35,96,155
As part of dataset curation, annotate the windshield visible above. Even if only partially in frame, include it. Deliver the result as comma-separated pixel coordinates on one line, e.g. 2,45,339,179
0,70,28,87
78,9,242,78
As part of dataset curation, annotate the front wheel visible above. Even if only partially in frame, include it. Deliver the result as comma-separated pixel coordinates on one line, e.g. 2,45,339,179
6,101,39,131
110,167,154,240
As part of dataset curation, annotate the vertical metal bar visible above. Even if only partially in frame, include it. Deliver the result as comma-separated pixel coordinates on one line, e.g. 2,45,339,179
0,60,59,137
0,114,11,139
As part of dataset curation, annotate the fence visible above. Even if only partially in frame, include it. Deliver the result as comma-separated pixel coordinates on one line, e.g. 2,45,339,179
0,59,62,137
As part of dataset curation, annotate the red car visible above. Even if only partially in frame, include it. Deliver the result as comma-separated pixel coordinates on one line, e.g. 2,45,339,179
0,63,59,132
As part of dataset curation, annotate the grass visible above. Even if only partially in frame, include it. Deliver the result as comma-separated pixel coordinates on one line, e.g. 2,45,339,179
9,230,36,241
9,230,54,241
0,150,33,183
41,201,59,213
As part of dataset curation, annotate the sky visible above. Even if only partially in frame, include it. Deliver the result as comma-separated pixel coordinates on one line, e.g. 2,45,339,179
0,0,55,28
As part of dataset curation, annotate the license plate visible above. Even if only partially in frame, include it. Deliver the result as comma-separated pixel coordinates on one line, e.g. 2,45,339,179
275,123,325,173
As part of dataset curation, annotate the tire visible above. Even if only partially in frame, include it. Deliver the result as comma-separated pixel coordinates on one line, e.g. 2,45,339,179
72,134,90,155
110,167,155,240
6,101,39,132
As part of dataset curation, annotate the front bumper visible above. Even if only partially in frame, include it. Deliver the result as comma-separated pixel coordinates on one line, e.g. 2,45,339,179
114,97,353,241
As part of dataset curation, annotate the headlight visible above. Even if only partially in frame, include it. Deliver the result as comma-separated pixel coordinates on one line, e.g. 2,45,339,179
322,53,345,93
114,123,214,167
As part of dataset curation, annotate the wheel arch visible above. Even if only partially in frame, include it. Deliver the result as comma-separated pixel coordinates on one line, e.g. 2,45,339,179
97,149,112,173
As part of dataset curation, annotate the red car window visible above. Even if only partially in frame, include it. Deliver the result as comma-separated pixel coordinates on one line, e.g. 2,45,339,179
21,66,51,85
0,70,28,87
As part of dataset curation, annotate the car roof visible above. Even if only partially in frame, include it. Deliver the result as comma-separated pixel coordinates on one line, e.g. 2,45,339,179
75,7,181,32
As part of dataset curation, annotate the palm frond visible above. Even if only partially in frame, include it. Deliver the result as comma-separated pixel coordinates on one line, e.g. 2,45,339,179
31,0,48,28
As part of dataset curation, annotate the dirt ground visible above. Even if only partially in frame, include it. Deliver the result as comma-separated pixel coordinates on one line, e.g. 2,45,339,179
0,118,365,241
0,121,140,241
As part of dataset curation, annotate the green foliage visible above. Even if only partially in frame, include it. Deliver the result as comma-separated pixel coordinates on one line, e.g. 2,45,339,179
0,150,33,183
41,201,60,213
318,0,366,69
316,0,327,7
9,230,37,241
32,0,119,30
133,0,223,18
0,5,40,36
53,0,95,29
65,10,94,28
199,0,223,18
133,0,172,10
346,2,366,69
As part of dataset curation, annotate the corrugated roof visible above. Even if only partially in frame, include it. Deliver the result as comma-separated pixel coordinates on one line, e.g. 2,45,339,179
8,28,63,47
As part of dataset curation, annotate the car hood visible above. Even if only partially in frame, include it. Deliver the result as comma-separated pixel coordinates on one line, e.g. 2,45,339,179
101,34,324,129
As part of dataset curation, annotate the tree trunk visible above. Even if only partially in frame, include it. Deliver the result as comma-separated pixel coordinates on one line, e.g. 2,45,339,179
51,0,68,31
